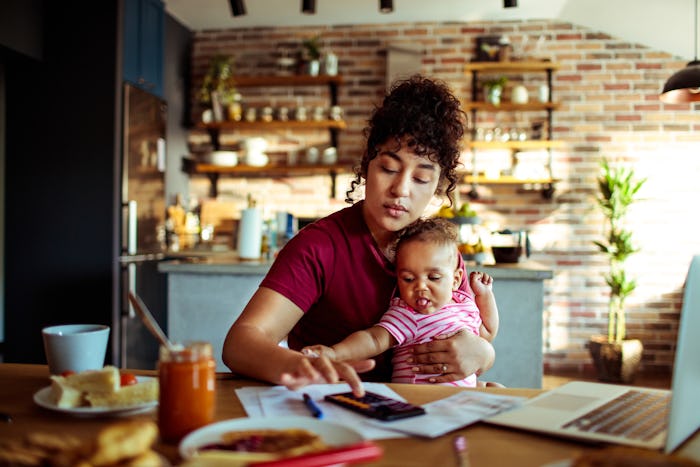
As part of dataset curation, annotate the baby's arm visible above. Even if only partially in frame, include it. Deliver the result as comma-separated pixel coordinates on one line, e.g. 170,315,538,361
469,271,499,341
303,326,397,362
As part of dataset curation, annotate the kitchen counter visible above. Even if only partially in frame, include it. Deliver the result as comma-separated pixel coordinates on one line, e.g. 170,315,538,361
159,255,552,387
159,252,552,278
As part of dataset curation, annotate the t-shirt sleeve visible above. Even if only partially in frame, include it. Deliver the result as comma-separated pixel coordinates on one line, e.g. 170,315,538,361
456,251,475,300
260,227,332,312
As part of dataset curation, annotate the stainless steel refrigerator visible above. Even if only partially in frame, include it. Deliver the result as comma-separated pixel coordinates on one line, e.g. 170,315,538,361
115,83,168,369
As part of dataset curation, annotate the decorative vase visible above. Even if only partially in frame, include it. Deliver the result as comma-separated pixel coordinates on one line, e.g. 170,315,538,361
486,86,503,106
511,84,529,104
323,51,338,76
307,59,320,76
588,335,643,383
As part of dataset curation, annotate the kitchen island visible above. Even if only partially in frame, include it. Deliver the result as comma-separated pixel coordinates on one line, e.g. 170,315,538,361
159,256,552,388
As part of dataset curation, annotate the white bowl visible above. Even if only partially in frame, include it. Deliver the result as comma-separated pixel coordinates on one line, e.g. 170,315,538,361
209,151,238,166
245,152,269,167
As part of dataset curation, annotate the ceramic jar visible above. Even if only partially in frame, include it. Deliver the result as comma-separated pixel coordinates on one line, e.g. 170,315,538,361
511,85,529,104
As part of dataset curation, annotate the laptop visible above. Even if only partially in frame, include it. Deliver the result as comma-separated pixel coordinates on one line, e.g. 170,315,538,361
486,255,700,453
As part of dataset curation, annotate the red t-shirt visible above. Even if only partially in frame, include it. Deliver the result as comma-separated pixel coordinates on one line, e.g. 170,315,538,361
260,201,469,381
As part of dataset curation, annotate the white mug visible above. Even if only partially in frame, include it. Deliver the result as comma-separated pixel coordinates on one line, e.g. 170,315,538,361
42,324,110,375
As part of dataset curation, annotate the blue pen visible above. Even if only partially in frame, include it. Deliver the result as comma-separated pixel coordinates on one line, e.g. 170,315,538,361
303,393,324,419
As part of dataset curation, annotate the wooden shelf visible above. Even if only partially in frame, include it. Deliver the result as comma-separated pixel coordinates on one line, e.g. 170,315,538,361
182,157,353,198
464,61,562,200
460,175,558,199
462,175,559,185
230,75,343,87
464,61,561,73
197,74,345,151
183,158,353,176
195,120,347,131
463,102,561,111
188,75,347,198
468,140,565,150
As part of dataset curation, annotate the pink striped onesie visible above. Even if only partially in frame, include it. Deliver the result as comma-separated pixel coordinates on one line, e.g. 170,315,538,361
376,289,482,387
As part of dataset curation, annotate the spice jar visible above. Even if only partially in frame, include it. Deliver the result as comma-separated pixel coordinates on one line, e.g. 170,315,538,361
158,342,216,443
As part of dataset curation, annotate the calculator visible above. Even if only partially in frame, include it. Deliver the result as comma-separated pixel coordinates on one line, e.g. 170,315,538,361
324,391,426,421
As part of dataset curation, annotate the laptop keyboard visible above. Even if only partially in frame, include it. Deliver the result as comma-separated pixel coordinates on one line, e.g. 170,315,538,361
562,389,671,441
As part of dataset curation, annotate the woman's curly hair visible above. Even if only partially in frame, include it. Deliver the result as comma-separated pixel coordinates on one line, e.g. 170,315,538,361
345,74,466,204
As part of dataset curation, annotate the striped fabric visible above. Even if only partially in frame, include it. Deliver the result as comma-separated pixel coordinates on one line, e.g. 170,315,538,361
377,290,482,387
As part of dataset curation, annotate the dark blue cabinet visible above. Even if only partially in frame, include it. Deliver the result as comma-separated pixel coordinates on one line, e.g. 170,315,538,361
123,0,164,97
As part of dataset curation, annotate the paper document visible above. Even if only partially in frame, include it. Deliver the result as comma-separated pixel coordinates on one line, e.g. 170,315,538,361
235,383,525,440
236,383,409,439
366,390,526,438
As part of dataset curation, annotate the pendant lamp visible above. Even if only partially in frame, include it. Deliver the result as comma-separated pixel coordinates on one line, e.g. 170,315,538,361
660,0,700,103
229,0,246,16
302,0,316,14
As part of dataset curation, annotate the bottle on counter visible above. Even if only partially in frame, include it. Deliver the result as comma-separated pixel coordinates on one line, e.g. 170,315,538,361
237,195,263,260
158,341,216,443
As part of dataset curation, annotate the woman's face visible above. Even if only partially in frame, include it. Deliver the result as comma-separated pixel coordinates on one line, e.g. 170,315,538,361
363,139,441,240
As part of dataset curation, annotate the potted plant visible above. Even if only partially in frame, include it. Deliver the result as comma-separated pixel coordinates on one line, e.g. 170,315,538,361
482,76,508,106
198,55,237,121
588,158,647,383
301,35,322,76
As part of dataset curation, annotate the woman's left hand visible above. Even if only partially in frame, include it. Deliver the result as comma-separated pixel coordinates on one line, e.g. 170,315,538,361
407,330,495,383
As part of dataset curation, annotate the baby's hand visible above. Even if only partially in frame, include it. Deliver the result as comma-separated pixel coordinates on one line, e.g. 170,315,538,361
302,345,337,361
469,271,493,295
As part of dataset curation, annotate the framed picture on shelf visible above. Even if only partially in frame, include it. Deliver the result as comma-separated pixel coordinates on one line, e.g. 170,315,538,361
475,35,505,62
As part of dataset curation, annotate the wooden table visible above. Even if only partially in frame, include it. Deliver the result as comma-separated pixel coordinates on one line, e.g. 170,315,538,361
2,363,699,466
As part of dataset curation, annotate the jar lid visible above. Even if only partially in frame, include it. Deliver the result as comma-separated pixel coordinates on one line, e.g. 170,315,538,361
159,341,212,363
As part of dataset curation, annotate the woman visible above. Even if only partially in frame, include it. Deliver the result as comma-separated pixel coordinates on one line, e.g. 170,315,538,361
222,75,495,396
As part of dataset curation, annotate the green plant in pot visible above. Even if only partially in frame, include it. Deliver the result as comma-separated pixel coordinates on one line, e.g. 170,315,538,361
198,55,237,120
483,76,508,106
588,158,647,383
301,35,322,76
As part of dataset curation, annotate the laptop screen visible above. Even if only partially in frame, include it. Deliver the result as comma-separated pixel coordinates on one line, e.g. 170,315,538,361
665,255,700,453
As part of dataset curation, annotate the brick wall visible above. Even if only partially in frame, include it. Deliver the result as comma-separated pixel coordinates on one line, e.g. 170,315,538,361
188,19,700,377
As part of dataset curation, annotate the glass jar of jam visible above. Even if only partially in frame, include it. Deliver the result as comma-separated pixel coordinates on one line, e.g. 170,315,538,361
158,341,216,443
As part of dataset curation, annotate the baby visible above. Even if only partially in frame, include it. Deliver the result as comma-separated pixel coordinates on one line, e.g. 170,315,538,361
304,217,498,387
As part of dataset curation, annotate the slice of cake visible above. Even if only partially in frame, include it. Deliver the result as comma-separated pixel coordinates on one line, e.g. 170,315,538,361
47,366,158,409
49,377,84,408
85,378,159,408
61,366,120,393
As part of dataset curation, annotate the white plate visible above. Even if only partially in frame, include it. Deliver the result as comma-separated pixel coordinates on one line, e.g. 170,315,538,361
179,416,364,459
33,376,158,417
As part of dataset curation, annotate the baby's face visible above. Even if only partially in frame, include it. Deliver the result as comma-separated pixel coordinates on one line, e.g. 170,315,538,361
395,240,460,314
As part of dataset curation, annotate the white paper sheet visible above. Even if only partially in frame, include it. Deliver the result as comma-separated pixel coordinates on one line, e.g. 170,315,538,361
366,390,526,438
236,383,409,439
235,383,526,440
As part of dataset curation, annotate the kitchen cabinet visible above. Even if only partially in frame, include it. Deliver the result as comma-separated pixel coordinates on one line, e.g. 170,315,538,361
123,0,164,97
464,61,562,199
187,74,347,197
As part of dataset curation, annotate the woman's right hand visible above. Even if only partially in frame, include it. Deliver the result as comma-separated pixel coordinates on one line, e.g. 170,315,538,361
279,353,375,397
